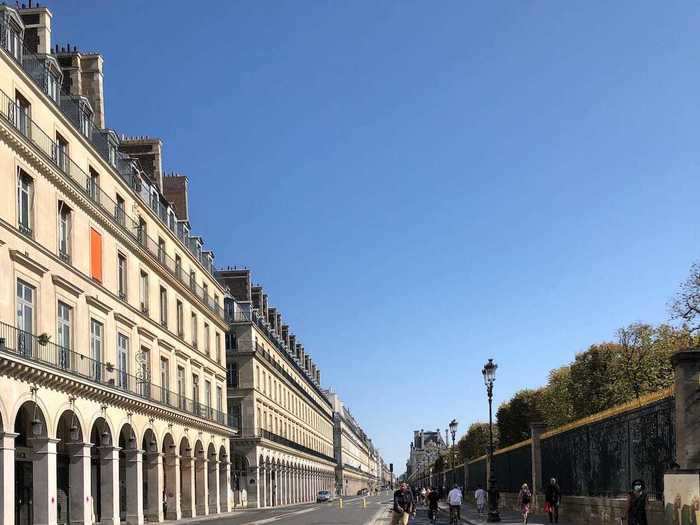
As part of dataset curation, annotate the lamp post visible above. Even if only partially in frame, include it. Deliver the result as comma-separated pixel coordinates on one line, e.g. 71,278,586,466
482,358,500,522
449,419,458,487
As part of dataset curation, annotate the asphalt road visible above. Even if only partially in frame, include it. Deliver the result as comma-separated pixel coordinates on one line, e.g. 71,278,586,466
195,493,392,525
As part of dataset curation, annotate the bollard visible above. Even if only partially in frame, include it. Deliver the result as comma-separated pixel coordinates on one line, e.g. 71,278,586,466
363,497,367,508
339,498,343,509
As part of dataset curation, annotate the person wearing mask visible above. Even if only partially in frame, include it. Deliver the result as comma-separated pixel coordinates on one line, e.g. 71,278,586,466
447,484,463,522
627,479,647,525
518,483,532,524
474,485,488,515
391,482,416,525
544,478,561,523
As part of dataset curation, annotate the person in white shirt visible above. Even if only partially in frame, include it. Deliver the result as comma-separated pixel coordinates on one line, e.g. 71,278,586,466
447,485,463,521
474,485,488,515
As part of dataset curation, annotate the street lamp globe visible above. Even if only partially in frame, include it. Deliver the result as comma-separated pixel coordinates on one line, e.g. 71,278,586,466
449,419,458,440
482,358,497,386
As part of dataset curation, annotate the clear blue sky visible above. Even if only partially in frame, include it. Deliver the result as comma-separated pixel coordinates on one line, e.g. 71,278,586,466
54,1,700,474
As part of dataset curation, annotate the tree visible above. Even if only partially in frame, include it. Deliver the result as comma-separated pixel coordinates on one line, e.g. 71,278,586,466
496,389,544,447
537,366,574,428
670,262,700,332
456,422,497,463
568,342,622,419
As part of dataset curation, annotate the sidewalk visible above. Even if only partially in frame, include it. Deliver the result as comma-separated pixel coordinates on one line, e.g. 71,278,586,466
436,501,568,525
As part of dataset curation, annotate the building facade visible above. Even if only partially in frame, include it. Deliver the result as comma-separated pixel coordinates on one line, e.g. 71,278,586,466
326,391,376,496
218,269,336,508
406,429,446,486
0,4,234,524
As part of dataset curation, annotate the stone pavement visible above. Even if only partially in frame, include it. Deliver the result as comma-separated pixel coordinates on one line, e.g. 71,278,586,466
432,501,568,525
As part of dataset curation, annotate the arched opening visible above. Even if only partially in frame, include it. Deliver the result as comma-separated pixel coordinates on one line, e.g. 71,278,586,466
141,428,160,522
118,423,142,524
219,447,230,511
90,417,116,525
179,437,194,517
258,455,266,509
206,444,218,514
193,440,207,516
14,399,49,525
56,409,88,525
162,433,180,520
231,453,247,508
265,457,272,507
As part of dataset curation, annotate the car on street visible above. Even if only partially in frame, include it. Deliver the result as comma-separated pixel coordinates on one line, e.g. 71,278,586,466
357,488,369,496
317,490,333,502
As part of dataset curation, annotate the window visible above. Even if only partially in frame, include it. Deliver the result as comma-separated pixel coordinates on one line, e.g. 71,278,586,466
205,380,212,416
192,374,200,411
216,332,221,363
117,253,127,300
175,254,182,279
90,228,103,282
115,194,126,227
57,301,71,369
203,283,209,303
216,386,223,420
79,104,92,138
139,271,149,313
204,323,210,355
138,347,150,397
46,71,59,102
90,319,103,381
87,168,99,203
12,92,31,136
176,300,184,337
160,358,170,404
189,270,196,291
57,201,71,263
158,237,165,264
117,333,129,389
5,21,21,60
16,170,33,237
191,313,198,347
227,362,238,388
137,217,147,246
167,209,176,232
177,366,186,409
16,280,34,356
149,190,158,213
159,286,168,326
108,142,117,168
54,132,69,173
225,331,236,351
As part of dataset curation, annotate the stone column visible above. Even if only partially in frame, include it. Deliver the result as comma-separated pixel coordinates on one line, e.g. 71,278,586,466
0,432,18,525
220,460,231,512
32,437,59,525
144,452,164,522
260,465,266,508
164,453,181,520
99,446,121,525
672,350,700,468
208,459,220,513
181,453,196,517
68,442,92,525
124,448,144,525
530,422,547,505
195,455,208,516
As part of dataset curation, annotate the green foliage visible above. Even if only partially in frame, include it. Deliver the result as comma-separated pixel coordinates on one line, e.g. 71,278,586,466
494,323,692,446
456,422,497,463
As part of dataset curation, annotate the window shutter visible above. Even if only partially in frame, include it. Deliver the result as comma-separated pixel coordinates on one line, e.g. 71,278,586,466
90,228,102,282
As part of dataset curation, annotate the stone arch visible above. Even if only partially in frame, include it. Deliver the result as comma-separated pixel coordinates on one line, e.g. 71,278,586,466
194,439,207,515
141,427,160,521
12,391,51,437
89,416,115,524
86,411,116,445
206,443,218,513
55,408,86,524
162,432,180,520
117,422,141,523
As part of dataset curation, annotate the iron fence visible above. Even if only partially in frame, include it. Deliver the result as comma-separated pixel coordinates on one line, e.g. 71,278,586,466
541,396,675,500
494,444,532,493
467,458,487,491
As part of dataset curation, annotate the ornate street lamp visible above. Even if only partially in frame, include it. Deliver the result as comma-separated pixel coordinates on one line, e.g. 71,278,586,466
482,358,500,522
449,419,458,487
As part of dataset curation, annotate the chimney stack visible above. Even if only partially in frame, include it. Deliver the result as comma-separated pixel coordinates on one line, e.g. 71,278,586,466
19,5,52,54
120,137,164,190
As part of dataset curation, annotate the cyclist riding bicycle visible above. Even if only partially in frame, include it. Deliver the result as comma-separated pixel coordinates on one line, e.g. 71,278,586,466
447,484,463,524
427,487,440,522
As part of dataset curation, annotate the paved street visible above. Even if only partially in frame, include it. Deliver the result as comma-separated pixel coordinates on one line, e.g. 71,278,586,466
178,494,390,525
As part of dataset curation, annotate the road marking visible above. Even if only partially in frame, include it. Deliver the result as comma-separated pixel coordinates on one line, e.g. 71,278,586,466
240,506,319,525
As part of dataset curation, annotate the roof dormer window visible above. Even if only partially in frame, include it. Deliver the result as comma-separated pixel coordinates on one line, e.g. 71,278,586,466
4,17,22,61
79,101,93,139
46,70,59,102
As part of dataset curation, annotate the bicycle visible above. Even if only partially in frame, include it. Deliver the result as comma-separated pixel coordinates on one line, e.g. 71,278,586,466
427,507,438,524
449,505,460,525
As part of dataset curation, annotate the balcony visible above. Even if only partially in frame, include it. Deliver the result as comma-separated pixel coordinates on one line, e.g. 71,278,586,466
233,429,335,464
0,86,225,322
0,320,234,429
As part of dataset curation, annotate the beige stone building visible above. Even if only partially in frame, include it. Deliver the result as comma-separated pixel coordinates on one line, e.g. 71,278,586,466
218,269,336,508
0,4,234,524
325,391,376,496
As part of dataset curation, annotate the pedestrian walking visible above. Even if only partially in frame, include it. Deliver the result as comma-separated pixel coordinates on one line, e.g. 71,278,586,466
420,487,427,506
391,482,416,525
475,485,488,515
544,478,561,523
627,479,648,525
427,487,440,523
518,483,532,525
447,484,463,522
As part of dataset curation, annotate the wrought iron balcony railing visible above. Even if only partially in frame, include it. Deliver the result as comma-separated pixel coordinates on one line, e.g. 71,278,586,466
0,88,225,322
0,320,234,429
233,429,335,463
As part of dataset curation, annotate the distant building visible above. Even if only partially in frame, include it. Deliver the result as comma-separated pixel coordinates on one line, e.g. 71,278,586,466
406,429,447,485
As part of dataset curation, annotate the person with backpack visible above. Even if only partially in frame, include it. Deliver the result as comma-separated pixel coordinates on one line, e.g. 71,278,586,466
518,483,532,524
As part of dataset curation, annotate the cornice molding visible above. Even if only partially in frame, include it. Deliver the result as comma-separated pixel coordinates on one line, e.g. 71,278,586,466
51,274,84,297
85,295,112,315
138,326,157,341
113,312,137,329
10,249,49,276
